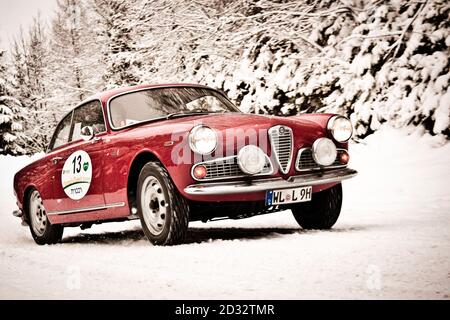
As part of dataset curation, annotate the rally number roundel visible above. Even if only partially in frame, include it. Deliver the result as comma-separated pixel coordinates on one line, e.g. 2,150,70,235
61,150,92,200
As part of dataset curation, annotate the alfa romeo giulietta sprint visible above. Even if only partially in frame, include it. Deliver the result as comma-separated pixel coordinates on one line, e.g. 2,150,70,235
13,84,357,245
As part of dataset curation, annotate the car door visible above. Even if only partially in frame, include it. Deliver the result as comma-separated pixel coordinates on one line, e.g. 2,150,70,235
42,111,74,214
50,100,107,214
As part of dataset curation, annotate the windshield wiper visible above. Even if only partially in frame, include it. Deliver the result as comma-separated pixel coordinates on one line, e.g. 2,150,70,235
166,110,228,120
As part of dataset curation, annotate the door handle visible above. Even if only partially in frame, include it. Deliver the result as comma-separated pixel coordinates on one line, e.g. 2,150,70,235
51,156,63,164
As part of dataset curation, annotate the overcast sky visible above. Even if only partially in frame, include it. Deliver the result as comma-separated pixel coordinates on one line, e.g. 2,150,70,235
0,0,56,50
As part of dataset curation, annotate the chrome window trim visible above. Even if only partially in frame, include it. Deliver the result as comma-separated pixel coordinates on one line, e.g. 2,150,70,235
268,125,294,174
48,110,74,152
70,100,107,142
47,98,106,152
191,153,274,182
295,147,348,172
47,202,125,216
106,85,241,131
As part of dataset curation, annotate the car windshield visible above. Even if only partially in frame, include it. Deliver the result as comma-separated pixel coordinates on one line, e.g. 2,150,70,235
109,87,239,129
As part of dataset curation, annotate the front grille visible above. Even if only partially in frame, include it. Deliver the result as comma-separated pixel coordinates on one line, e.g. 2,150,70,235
193,156,272,181
296,148,348,171
268,126,293,174
297,148,316,169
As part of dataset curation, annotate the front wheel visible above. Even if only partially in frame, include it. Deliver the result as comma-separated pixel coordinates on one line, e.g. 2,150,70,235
28,189,64,245
137,162,190,245
291,183,343,230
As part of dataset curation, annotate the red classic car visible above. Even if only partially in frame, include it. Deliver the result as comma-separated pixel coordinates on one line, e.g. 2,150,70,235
12,84,357,245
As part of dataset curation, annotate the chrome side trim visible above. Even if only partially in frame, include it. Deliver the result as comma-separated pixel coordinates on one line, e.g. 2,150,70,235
184,168,357,195
47,202,126,216
191,154,274,182
268,125,294,174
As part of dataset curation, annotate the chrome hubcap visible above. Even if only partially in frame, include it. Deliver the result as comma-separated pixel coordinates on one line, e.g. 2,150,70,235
141,176,167,235
29,190,47,236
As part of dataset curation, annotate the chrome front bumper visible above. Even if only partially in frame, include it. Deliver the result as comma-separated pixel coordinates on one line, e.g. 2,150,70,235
184,168,357,195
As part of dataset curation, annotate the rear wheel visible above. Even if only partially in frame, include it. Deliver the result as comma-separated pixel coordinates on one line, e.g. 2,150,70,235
291,183,343,230
137,162,189,245
28,189,64,245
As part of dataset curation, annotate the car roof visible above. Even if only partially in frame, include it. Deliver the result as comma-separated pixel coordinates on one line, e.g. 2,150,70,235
84,83,213,104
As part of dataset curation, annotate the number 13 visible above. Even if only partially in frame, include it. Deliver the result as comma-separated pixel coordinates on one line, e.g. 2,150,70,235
72,155,82,174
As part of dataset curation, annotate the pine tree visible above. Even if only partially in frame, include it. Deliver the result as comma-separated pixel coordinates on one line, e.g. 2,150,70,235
50,0,101,104
180,0,450,139
11,16,54,152
0,49,25,155
89,0,142,88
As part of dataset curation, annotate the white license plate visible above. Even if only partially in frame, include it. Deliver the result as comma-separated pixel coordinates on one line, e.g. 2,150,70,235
266,186,312,205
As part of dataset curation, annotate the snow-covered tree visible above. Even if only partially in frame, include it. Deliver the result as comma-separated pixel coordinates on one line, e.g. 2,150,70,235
49,0,102,105
294,0,450,138
0,49,26,155
11,16,54,151
4,0,449,156
188,0,449,139
89,0,143,88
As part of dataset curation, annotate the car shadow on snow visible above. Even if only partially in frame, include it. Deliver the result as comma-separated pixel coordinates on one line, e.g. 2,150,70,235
186,227,301,243
61,225,368,245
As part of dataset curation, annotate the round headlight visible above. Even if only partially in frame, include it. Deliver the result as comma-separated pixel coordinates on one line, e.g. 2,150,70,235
237,145,267,175
312,138,337,166
189,126,217,155
328,116,353,142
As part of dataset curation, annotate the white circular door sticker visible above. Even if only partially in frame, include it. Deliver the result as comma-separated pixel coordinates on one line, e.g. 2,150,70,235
61,150,92,200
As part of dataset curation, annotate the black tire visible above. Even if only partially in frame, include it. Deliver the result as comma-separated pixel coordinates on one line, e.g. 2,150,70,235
291,183,343,230
27,189,64,245
137,162,189,245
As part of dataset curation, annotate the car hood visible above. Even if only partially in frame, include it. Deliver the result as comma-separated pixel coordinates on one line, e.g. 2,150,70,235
160,112,324,133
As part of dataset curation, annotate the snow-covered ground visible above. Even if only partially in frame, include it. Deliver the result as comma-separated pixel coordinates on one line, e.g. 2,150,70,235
0,126,449,299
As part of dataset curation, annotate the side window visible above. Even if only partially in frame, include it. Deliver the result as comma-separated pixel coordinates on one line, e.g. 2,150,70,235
71,101,106,142
49,112,73,150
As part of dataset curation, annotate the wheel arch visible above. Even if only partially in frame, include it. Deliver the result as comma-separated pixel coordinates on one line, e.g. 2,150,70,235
127,151,165,213
22,184,38,223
